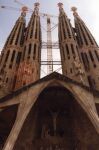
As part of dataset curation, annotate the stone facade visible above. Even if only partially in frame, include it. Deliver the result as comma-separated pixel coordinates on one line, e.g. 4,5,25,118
0,73,99,150
0,3,41,95
71,7,99,90
0,2,99,150
58,3,88,86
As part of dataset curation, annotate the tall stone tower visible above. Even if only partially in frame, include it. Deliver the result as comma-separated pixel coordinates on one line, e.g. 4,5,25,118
72,7,99,90
14,3,41,90
0,7,26,94
58,3,87,85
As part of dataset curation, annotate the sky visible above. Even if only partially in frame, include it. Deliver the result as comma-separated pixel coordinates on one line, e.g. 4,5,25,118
0,0,99,50
0,0,99,75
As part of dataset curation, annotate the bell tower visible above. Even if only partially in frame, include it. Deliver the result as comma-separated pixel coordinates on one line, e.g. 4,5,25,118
0,7,26,94
58,3,88,85
72,7,99,90
14,3,42,90
23,2,41,79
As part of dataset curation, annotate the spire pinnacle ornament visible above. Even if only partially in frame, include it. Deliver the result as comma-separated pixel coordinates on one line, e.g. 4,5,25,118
34,2,40,15
58,2,64,14
71,7,79,17
21,6,28,17
58,2,63,8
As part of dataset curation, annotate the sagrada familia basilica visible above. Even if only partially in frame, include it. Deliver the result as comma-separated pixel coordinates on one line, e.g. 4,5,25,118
0,2,99,150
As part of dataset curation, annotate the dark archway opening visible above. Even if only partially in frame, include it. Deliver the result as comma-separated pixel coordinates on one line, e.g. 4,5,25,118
14,86,99,150
0,104,18,149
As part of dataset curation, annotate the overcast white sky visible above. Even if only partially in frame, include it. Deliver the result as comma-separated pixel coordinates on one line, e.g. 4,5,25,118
0,0,99,75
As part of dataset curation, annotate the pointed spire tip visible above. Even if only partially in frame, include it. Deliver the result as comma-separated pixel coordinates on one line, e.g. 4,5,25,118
71,7,79,17
21,6,28,12
58,2,63,8
71,7,77,12
34,2,40,15
34,2,40,7
21,6,28,17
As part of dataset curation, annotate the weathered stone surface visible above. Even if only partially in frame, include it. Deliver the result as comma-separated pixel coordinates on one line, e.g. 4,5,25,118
0,73,98,150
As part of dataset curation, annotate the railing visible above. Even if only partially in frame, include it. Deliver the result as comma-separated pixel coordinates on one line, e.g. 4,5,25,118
42,42,59,49
41,61,61,65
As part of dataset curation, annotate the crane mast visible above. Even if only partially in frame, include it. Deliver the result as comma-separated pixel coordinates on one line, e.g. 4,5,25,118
47,16,53,74
0,1,61,75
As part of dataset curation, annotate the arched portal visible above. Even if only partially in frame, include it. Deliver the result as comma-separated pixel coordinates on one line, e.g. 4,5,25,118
13,86,99,150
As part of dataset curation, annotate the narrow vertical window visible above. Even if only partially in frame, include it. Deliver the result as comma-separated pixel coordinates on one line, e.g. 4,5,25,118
95,50,99,61
65,44,70,59
28,44,31,55
20,25,25,46
33,44,36,60
11,50,16,62
5,50,10,63
79,24,88,45
30,19,35,38
71,44,75,58
89,51,94,62
0,52,4,64
23,46,26,60
12,75,17,90
62,46,65,60
89,51,96,68
26,28,29,40
75,23,83,46
10,23,19,45
81,52,89,71
35,20,38,39
64,16,71,38
39,21,41,41
15,25,22,45
16,52,22,64
62,19,66,39
83,25,94,45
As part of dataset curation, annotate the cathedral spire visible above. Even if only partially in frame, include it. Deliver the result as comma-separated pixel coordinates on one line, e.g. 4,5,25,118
0,8,26,94
3,7,27,49
58,3,65,15
15,3,42,89
58,3,88,85
23,2,41,62
72,7,99,90
34,2,40,15
71,7,98,47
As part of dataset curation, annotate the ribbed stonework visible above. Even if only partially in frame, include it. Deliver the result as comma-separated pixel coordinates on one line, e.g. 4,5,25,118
72,7,99,90
22,3,41,82
0,11,26,93
58,3,87,85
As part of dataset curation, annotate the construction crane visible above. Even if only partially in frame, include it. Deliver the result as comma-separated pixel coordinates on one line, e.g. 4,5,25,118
0,1,60,75
0,5,29,15
14,0,59,74
14,0,58,18
47,15,53,74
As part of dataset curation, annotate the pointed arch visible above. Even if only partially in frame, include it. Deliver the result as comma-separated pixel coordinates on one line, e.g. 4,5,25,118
3,78,99,150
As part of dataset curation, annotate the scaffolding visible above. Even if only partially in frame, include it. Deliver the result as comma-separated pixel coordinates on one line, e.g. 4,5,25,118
0,1,61,75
